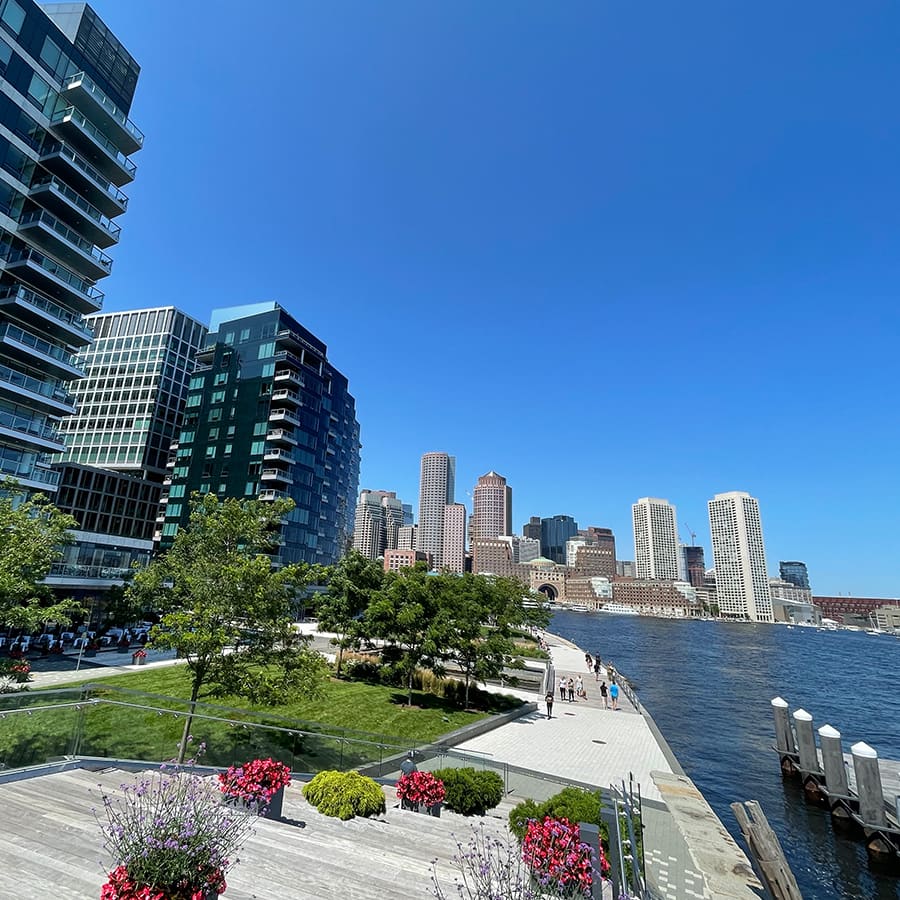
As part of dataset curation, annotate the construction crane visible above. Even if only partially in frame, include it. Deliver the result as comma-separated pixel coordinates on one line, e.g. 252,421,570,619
683,523,697,546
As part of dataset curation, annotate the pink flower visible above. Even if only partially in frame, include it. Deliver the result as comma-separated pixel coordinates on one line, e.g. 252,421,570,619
396,771,445,806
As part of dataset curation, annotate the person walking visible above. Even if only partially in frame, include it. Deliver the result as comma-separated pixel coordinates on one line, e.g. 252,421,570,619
545,690,554,719
600,680,609,709
558,675,566,701
567,677,575,702
575,675,585,699
593,657,602,681
610,679,620,710
584,652,592,672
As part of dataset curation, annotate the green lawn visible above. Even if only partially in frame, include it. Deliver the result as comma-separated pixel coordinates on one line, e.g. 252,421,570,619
0,666,521,773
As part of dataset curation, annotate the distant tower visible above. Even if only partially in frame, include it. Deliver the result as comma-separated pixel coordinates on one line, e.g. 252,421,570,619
708,492,773,622
442,503,466,574
352,490,404,559
682,545,706,589
541,515,578,565
417,452,455,568
632,498,679,580
472,471,512,540
523,516,542,541
779,561,810,591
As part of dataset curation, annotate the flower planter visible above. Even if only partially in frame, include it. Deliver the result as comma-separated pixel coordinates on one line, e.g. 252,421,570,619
426,801,442,818
225,785,285,820
132,655,146,666
400,797,419,812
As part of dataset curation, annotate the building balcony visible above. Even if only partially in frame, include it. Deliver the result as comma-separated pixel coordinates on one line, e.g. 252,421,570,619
28,175,121,249
260,468,294,485
258,489,289,502
60,72,144,157
266,428,298,446
271,388,301,407
268,408,300,427
46,562,137,583
39,142,128,217
18,209,112,281
0,323,84,379
0,457,61,491
263,448,295,463
162,475,173,485
0,286,92,346
274,366,304,388
0,408,65,453
273,349,304,372
5,248,103,312
0,361,74,414
48,107,137,187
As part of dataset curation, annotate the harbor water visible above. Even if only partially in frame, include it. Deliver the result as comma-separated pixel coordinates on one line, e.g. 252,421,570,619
550,611,900,900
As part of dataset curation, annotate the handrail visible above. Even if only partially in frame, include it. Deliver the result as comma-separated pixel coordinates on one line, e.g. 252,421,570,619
19,209,112,268
50,107,137,175
0,286,92,335
41,141,128,207
0,323,79,367
62,72,144,146
30,174,121,239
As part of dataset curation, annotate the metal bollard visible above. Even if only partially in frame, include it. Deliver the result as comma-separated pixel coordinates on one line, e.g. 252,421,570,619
793,709,820,775
818,725,849,798
771,697,794,754
851,742,887,828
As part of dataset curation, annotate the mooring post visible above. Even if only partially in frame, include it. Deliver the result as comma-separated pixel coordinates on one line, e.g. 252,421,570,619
793,709,819,774
818,725,849,798
850,742,887,829
771,697,794,754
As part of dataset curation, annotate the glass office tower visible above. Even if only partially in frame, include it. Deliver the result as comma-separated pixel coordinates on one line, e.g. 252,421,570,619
158,302,361,566
0,2,140,491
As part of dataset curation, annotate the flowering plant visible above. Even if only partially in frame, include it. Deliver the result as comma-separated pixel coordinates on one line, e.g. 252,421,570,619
0,657,31,693
96,750,251,900
132,649,148,659
521,816,596,896
217,758,291,806
396,770,446,807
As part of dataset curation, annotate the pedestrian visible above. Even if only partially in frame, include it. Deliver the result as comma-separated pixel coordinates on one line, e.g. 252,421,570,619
593,657,602,681
567,677,575,702
545,690,554,719
558,675,566,701
575,675,585,699
584,652,592,672
610,679,619,710
600,680,609,709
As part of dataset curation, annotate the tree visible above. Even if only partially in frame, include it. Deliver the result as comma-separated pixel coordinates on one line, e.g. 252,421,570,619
0,479,80,630
317,550,384,677
365,564,455,706
127,493,328,760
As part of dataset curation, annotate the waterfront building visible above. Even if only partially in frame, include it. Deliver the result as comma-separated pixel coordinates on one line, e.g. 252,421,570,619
565,575,613,608
397,524,417,550
779,560,810,590
523,515,541,541
632,498,679,580
616,560,636,578
471,470,512,540
352,489,404,559
708,491,773,622
442,502,466,574
541,514,578,564
681,545,706,589
612,577,700,618
873,604,900,632
157,302,360,567
0,3,141,493
417,451,455,569
812,595,900,626
565,539,586,568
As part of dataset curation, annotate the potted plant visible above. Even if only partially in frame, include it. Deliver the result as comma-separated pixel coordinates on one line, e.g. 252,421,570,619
217,758,292,820
97,754,251,899
396,770,446,816
131,648,147,666
521,815,602,896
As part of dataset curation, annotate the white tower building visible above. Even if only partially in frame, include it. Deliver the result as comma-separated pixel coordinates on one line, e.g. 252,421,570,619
708,491,773,622
442,503,466,574
632,498,679,580
417,452,455,568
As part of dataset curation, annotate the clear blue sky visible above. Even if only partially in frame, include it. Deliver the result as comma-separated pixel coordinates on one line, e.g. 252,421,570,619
90,1,900,597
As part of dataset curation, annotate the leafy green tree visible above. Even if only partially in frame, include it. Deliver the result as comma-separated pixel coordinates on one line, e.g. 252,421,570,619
0,479,80,630
365,564,455,706
128,493,328,760
317,550,383,677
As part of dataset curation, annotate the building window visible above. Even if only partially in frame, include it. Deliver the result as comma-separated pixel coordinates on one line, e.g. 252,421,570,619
0,0,25,37
208,409,222,422
239,329,251,343
185,394,201,408
223,444,233,457
213,373,228,386
250,441,265,456
205,446,216,458
161,523,179,537
211,390,225,404
245,482,256,495
257,342,275,360
253,422,267,436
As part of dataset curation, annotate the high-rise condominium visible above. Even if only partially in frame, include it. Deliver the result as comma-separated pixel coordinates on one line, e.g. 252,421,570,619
632,498,679,580
472,470,512,540
352,489,404,560
0,3,140,492
417,451,455,568
158,302,360,566
541,515,578,564
442,502,466,574
779,560,810,591
708,491,773,622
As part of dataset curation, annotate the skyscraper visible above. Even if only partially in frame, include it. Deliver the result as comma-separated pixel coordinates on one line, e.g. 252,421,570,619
779,560,810,590
708,491,773,622
158,302,360,566
352,489,405,560
0,3,140,492
442,502,466,574
682,544,706,589
523,516,541,541
416,451,455,568
632,498,679,580
472,470,512,540
541,515,578,564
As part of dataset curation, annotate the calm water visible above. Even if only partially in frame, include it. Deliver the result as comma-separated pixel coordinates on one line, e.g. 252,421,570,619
550,612,900,900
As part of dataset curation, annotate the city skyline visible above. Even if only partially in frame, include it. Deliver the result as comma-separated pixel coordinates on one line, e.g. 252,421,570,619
71,1,900,597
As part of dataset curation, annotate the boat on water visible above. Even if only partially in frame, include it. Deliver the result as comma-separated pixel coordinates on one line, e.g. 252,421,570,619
598,602,640,616
566,604,591,613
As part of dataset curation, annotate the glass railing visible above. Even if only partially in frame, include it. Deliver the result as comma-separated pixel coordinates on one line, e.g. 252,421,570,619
48,563,137,579
50,107,137,176
0,456,60,485
7,247,104,305
0,286,92,336
18,209,112,270
0,323,79,367
0,405,59,442
62,72,144,147
41,141,128,208
0,360,71,403
30,173,121,240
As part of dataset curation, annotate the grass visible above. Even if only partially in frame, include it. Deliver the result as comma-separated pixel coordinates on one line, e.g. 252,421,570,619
0,665,522,773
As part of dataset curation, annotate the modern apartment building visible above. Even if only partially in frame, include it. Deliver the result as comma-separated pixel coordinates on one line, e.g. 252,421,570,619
540,514,578,564
0,2,140,492
708,491,773,622
352,489,404,560
779,560,810,591
442,502,466,574
157,302,360,567
416,451,455,569
632,498,679,580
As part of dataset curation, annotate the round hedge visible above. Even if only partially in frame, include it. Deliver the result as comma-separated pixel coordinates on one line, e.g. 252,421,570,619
302,770,386,820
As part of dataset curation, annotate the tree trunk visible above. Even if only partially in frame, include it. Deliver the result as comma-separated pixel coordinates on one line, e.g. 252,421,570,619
177,676,201,764
407,665,414,707
336,641,345,678
464,668,471,709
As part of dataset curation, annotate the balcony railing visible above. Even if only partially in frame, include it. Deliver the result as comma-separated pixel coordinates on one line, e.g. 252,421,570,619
0,457,60,486
48,563,137,580
6,247,104,307
40,141,128,211
50,107,137,179
19,209,113,272
30,174,121,242
62,72,144,149
0,286,92,339
0,323,80,370
0,405,61,443
0,361,73,405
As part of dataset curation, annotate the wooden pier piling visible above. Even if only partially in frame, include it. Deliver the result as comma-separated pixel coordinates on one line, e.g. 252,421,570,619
818,724,853,825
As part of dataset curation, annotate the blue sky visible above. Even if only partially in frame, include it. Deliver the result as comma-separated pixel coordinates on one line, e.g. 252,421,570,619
90,1,899,596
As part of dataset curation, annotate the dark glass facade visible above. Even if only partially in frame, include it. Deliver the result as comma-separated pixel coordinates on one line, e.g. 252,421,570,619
779,560,810,591
158,302,361,567
541,514,578,564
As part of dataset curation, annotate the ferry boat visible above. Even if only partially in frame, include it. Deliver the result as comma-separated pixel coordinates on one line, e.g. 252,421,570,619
598,602,640,616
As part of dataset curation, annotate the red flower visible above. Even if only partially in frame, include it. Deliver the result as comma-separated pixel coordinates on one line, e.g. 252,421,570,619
396,771,445,806
522,816,596,895
100,865,226,900
218,757,291,805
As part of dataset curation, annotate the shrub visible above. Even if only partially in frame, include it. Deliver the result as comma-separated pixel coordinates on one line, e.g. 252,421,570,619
431,767,504,816
508,787,602,841
302,770,386,820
